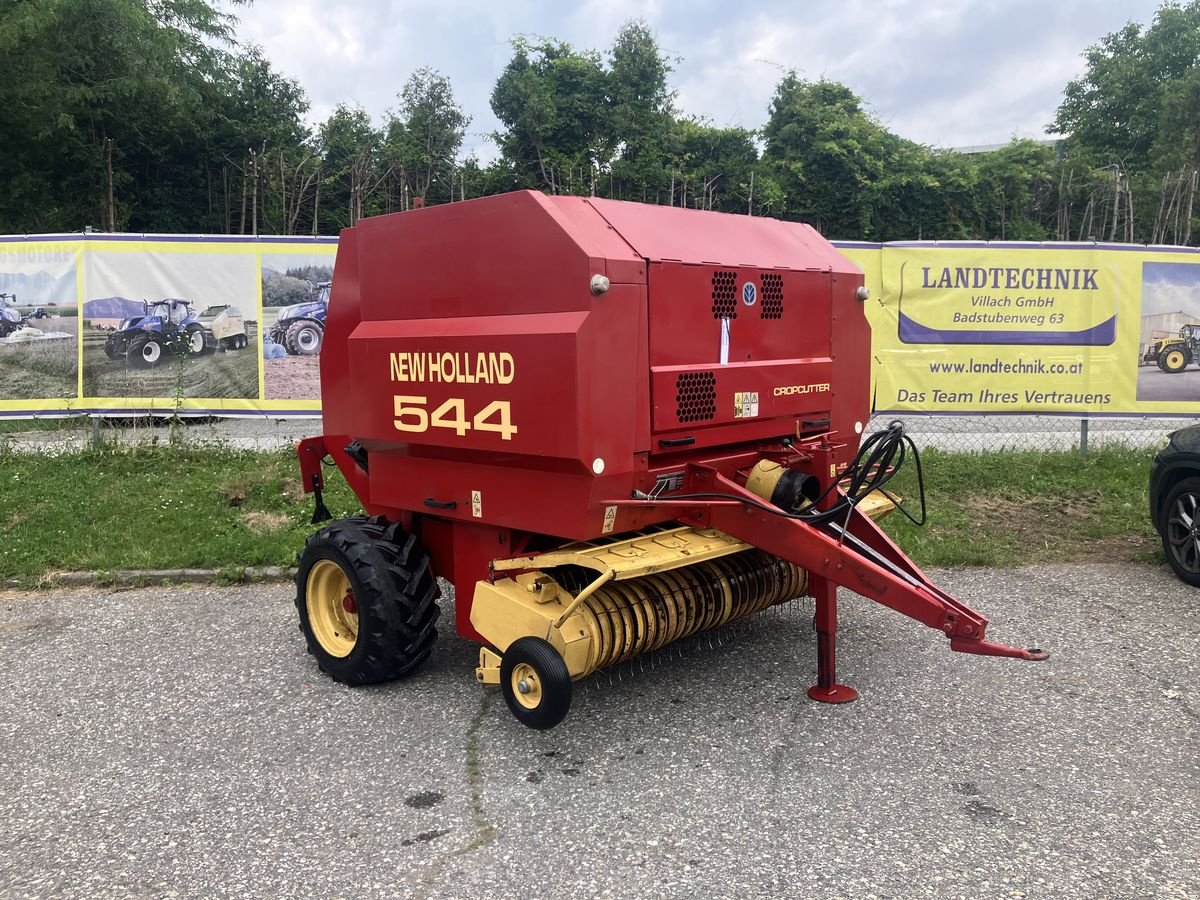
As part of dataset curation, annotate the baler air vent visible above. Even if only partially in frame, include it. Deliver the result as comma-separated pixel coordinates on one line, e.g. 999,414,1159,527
711,270,738,319
761,273,784,319
675,371,717,423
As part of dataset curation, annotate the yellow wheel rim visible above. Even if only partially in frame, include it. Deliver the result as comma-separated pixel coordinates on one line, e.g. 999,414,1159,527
306,559,358,658
1168,350,1186,369
510,662,542,710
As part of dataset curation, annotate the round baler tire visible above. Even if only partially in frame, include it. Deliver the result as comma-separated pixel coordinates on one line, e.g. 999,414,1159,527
285,320,323,356
500,636,573,730
295,516,441,685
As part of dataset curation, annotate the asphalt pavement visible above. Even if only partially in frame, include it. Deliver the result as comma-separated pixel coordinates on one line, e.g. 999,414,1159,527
1136,365,1200,404
1,564,1197,900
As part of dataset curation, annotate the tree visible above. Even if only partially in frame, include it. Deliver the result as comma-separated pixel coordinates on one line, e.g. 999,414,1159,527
1051,2,1200,243
607,21,675,202
0,0,259,232
491,37,613,193
762,75,903,237
383,68,470,208
317,105,385,230
1053,3,1200,173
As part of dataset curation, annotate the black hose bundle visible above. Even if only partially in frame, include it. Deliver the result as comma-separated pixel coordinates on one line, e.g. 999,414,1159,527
649,420,927,529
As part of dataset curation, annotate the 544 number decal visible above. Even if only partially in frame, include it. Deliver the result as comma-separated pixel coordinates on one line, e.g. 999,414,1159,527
393,395,518,440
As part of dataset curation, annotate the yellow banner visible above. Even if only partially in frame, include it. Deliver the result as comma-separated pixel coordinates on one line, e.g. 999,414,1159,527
840,242,1200,415
0,235,335,416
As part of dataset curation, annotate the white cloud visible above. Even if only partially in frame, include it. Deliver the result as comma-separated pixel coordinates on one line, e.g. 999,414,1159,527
225,0,1164,160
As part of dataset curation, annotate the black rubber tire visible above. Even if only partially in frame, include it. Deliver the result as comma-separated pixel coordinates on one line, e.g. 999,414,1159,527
285,320,323,355
295,516,441,685
127,334,163,369
1160,348,1189,373
500,636,573,730
1161,477,1200,587
103,336,124,359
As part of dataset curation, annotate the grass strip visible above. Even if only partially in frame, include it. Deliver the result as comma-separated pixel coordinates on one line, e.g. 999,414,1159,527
0,444,1161,585
0,444,361,584
882,445,1159,567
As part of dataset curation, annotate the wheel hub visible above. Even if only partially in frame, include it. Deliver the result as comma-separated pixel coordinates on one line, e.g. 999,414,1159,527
305,559,359,658
510,663,542,709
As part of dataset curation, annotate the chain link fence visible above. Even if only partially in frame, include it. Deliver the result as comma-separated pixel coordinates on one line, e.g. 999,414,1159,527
3,411,1198,455
868,413,1200,453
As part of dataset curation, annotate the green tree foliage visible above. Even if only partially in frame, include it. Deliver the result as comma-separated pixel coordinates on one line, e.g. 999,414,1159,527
316,105,383,230
0,0,239,231
491,37,613,193
382,68,471,207
1052,1,1200,243
5,4,1197,244
607,21,675,202
763,75,932,238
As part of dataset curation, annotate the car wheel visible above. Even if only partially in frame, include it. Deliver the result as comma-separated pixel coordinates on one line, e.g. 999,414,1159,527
1161,477,1200,587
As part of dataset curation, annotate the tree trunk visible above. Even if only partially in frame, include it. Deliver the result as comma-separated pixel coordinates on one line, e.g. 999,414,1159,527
239,163,247,235
250,149,259,237
1108,170,1121,242
1180,169,1190,244
104,137,116,232
312,176,321,236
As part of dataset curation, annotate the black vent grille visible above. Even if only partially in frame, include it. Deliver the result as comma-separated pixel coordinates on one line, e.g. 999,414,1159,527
676,371,717,423
760,273,783,319
711,270,737,319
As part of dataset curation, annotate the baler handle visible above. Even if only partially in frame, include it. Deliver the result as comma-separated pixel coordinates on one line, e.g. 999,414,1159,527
424,498,458,509
659,436,696,448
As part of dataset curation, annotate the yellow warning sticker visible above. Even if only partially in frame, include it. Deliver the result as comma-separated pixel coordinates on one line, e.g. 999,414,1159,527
602,505,618,534
471,490,482,518
733,391,759,418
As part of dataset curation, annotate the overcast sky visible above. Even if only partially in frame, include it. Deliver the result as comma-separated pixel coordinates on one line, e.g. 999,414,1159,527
228,0,1164,161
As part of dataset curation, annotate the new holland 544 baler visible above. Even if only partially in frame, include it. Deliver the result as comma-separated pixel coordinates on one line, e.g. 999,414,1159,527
294,190,1047,729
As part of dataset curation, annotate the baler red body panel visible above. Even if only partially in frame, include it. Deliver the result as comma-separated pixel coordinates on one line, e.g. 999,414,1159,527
320,191,867,537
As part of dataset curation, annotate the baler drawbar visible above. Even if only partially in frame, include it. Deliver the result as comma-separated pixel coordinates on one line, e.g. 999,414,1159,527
293,190,1047,729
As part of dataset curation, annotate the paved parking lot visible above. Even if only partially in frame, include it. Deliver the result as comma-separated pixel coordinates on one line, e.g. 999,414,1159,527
1,563,1197,899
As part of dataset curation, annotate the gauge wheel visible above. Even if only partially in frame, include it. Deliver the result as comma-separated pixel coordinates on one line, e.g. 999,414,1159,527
127,335,163,368
295,516,440,684
1161,477,1200,587
500,636,573,730
1160,348,1189,373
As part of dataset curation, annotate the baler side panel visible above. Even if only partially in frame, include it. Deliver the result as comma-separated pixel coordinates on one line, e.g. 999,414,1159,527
320,228,363,442
355,191,642,322
347,312,585,460
828,272,871,465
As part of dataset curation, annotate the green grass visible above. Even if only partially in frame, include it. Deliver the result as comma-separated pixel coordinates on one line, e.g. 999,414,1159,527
0,443,1162,585
0,444,361,584
882,445,1159,567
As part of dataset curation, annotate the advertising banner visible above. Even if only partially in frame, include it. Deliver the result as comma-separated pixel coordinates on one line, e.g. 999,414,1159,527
840,241,1200,416
0,234,335,418
3,233,1200,419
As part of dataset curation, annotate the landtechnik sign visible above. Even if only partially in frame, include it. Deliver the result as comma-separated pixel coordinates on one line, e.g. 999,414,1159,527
840,241,1200,416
